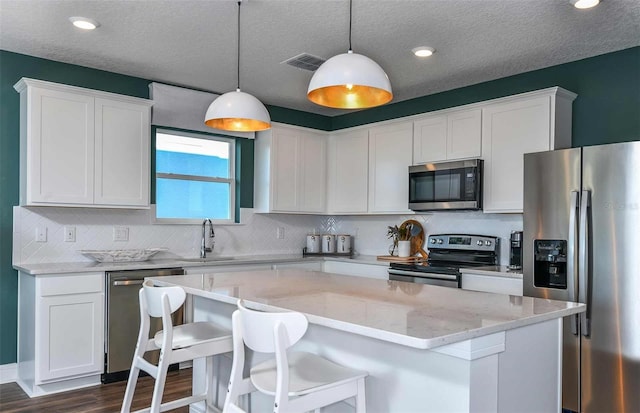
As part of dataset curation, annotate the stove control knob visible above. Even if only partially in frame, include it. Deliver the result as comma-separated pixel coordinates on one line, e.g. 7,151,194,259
436,238,443,244
485,240,492,246
477,240,483,246
430,238,436,244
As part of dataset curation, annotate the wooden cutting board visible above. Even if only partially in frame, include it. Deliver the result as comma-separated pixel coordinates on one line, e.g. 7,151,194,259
399,219,428,258
376,255,427,262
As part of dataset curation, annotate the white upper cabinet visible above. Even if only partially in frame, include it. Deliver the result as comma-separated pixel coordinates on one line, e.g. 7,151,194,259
481,88,576,213
368,121,414,214
14,78,152,208
327,129,369,214
254,123,327,213
413,108,481,164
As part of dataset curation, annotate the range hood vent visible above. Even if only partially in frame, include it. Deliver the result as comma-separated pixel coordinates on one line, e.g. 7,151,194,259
281,53,325,72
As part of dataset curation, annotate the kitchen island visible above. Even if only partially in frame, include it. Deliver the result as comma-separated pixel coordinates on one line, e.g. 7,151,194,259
150,269,585,413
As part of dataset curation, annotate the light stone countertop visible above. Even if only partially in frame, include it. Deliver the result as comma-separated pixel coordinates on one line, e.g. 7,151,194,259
150,269,584,350
460,265,524,279
13,254,388,275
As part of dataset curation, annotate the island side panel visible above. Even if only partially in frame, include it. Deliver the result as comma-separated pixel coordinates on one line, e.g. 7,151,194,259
498,318,562,412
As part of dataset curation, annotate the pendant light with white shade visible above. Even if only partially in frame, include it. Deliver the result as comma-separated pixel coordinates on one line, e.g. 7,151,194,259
307,0,392,109
205,0,270,132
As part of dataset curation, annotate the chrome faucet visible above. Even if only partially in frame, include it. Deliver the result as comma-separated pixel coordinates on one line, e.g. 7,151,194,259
200,219,215,258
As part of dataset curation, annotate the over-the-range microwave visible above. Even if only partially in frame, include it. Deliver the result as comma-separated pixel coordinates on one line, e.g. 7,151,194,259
408,159,483,211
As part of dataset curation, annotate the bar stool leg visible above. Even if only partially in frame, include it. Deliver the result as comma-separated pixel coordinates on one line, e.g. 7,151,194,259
120,361,140,413
149,357,170,413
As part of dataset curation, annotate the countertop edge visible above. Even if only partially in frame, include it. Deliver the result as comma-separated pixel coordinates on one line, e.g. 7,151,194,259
14,254,388,275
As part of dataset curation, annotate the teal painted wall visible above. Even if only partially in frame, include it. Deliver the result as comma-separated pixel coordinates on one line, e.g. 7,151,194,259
1,46,639,365
331,46,640,147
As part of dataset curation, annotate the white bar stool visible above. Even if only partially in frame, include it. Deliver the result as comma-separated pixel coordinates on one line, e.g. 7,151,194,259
121,280,233,413
223,299,367,413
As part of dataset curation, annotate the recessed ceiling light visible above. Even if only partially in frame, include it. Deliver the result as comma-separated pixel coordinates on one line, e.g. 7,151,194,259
69,16,100,30
412,47,435,58
570,0,600,9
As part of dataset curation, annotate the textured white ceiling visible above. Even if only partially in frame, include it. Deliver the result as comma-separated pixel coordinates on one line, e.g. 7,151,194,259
1,0,639,116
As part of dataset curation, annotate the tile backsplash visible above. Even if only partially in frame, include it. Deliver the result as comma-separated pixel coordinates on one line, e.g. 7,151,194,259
13,206,522,265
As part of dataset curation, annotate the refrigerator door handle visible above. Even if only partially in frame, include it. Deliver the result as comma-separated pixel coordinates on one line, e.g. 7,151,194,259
579,189,592,337
568,190,580,336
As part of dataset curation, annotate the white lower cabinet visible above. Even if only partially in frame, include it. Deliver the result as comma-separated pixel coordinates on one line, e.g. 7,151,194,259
460,271,523,296
18,272,104,396
184,263,273,275
272,261,323,271
322,260,389,280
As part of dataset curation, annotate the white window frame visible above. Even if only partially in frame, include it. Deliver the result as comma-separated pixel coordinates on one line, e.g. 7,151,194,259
154,128,236,224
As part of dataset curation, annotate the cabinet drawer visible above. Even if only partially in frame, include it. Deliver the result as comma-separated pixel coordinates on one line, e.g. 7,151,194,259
40,273,103,296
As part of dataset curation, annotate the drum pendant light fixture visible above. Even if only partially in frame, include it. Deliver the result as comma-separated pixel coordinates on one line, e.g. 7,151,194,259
205,0,270,132
307,0,392,109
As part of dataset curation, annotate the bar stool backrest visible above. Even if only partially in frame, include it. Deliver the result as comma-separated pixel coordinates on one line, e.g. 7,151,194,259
237,300,308,353
143,280,186,318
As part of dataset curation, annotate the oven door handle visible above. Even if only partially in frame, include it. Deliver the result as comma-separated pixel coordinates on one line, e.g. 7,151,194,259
388,269,458,281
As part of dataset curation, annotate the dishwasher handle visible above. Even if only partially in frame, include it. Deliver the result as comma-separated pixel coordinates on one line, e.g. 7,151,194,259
112,279,145,286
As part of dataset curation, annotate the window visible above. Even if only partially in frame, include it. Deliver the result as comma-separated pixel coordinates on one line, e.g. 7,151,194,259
155,129,235,223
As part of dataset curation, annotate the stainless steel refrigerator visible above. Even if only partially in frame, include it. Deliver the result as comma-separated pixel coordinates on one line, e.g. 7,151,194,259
523,141,640,412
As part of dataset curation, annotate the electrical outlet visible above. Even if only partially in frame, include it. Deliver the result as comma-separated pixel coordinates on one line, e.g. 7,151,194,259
276,227,285,239
113,226,129,241
64,226,76,242
35,227,47,242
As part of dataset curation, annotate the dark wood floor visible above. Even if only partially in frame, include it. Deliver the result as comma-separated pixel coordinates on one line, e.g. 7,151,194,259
0,368,193,413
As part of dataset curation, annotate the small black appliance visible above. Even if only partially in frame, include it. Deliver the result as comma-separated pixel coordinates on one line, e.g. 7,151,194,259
509,231,523,270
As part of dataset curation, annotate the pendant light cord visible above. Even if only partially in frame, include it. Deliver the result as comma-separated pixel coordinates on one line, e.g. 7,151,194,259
348,0,353,51
237,0,241,90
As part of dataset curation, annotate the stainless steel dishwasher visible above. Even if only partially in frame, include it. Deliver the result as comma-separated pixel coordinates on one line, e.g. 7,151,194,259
103,267,185,383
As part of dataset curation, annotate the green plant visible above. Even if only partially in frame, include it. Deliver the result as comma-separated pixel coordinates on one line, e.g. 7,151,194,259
387,225,410,242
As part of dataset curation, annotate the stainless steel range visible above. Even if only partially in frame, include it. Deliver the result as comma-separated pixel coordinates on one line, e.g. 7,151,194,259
388,234,500,288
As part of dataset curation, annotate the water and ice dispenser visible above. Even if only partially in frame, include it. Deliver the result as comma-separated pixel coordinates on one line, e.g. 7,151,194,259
533,240,567,289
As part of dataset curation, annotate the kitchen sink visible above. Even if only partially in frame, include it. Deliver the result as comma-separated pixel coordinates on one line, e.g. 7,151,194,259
177,257,235,263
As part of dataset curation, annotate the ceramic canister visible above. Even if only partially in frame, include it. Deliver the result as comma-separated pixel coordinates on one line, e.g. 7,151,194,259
306,234,321,253
322,234,336,253
337,234,351,253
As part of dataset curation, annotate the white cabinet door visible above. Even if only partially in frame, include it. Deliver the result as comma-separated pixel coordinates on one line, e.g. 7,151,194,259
447,109,482,160
25,86,95,205
271,126,299,212
413,109,481,164
37,292,104,383
94,98,150,207
31,272,104,385
482,96,552,213
368,122,413,213
327,129,369,214
413,115,447,164
480,88,576,213
298,131,326,213
258,124,327,213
